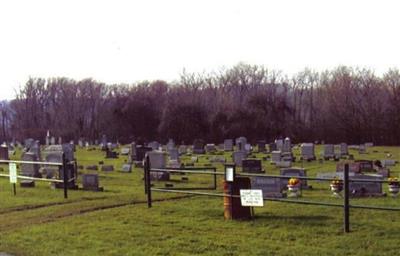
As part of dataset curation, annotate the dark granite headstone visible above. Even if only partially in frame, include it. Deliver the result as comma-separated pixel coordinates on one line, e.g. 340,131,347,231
280,168,310,189
251,176,284,198
242,159,263,173
82,174,103,191
0,145,9,160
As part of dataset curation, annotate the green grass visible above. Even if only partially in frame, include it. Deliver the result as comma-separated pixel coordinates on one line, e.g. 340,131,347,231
1,145,400,255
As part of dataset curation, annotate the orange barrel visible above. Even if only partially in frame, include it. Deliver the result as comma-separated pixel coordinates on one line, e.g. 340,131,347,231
223,181,233,220
223,177,252,220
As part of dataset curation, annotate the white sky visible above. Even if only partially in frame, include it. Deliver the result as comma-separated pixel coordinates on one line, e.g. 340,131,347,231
1,0,400,100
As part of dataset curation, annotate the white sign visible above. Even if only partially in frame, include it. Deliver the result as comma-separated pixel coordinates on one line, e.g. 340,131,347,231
240,189,264,207
9,163,17,183
225,167,234,182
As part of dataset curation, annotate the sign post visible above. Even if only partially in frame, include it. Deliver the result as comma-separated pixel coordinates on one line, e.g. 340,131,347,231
9,162,17,195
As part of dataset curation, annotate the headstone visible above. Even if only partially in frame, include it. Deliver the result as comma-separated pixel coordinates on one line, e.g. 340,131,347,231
62,143,74,162
322,144,335,159
120,148,130,155
0,145,9,160
129,142,137,162
275,161,292,168
349,174,383,197
275,139,284,151
269,143,277,153
136,146,152,162
148,141,160,151
82,174,103,191
24,138,35,150
193,139,205,154
336,162,361,173
205,144,217,153
242,159,263,173
257,141,266,153
280,168,310,189
365,142,374,147
121,164,132,173
169,148,179,161
45,136,50,146
251,176,284,198
235,137,247,151
50,136,56,145
29,142,41,161
232,151,247,167
58,137,62,145
224,139,234,151
101,165,114,172
20,152,40,187
178,145,187,155
359,144,367,154
101,134,107,150
244,144,252,154
300,143,315,161
282,137,291,153
355,160,374,172
166,139,175,151
209,156,226,163
340,143,348,156
78,140,83,147
147,151,169,181
271,151,282,164
86,165,98,171
381,159,396,167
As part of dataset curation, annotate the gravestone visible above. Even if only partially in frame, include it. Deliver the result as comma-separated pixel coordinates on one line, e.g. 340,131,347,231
20,152,40,187
135,146,152,162
101,165,114,172
244,144,252,154
355,160,374,172
205,144,217,153
276,161,292,168
359,144,367,154
121,164,132,173
58,137,62,145
209,156,226,163
105,148,118,159
193,139,205,154
280,168,310,189
282,137,291,153
235,137,247,151
50,136,56,145
24,138,35,150
178,145,187,155
166,139,175,152
271,151,282,164
0,145,9,160
269,143,277,153
29,142,41,161
336,162,361,173
120,147,130,155
224,139,234,151
148,141,160,151
86,165,98,171
251,177,284,198
323,144,335,159
62,143,75,162
129,142,137,163
169,148,179,161
381,159,396,167
78,140,84,147
45,135,50,146
147,151,169,181
350,174,383,197
275,139,284,151
242,159,263,173
101,134,107,150
82,174,103,191
300,143,316,161
232,151,247,167
257,141,266,153
340,143,348,156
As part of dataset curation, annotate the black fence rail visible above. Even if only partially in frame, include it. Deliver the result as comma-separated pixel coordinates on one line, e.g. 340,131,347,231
144,156,400,233
0,153,74,199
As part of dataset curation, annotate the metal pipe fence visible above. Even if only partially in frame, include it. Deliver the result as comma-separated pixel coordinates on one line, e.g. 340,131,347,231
0,154,70,198
144,158,400,233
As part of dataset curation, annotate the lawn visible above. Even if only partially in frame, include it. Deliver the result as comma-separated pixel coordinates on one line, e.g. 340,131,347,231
0,145,400,255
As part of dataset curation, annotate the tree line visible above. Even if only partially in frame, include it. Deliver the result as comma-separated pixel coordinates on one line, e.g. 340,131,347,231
1,63,400,145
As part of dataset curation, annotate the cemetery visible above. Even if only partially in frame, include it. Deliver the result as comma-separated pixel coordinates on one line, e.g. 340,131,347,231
0,139,400,255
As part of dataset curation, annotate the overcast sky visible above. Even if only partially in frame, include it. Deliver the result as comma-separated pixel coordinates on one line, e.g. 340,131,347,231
1,0,399,100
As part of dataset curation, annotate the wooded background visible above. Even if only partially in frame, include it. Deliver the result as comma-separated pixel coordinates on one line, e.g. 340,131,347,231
1,64,400,145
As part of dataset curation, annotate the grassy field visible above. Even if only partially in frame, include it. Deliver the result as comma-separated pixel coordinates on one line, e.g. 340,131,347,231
1,145,400,255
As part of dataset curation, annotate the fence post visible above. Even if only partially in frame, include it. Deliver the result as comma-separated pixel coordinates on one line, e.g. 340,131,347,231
213,167,217,190
62,153,68,199
145,155,152,208
344,163,350,233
